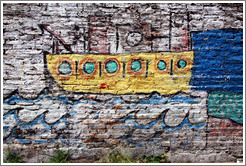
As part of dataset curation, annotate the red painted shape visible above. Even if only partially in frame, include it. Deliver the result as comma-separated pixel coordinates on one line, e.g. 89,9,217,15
100,83,107,89
208,118,243,137
45,26,68,45
89,17,109,54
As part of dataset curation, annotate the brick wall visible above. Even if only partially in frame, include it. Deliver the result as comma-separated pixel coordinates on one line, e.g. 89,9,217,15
2,3,243,163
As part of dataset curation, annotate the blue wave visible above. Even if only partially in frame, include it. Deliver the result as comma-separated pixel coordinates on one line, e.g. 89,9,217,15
3,91,204,145
3,110,66,130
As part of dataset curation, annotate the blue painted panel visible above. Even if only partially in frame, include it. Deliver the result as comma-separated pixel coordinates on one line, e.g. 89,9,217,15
190,30,243,92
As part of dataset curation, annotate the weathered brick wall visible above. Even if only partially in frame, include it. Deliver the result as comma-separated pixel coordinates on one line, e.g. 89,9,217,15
3,3,243,163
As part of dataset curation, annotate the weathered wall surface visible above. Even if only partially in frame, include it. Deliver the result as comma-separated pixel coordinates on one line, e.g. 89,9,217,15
2,3,243,163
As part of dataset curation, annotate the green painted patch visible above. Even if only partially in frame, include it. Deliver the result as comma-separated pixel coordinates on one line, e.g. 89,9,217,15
208,91,243,124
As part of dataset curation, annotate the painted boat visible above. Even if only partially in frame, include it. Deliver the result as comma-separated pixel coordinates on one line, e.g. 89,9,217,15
45,51,193,94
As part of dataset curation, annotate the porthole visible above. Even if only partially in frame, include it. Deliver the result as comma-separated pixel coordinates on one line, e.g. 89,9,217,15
157,60,166,71
58,61,72,75
105,60,118,74
83,62,95,74
131,60,142,73
177,59,187,69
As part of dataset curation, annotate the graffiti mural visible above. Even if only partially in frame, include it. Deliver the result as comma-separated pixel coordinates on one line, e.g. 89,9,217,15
3,90,207,149
2,3,244,163
45,52,194,94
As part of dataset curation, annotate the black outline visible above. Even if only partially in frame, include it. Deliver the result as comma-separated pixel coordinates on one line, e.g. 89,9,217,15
75,61,78,74
123,59,126,78
186,9,192,51
87,15,111,54
169,11,172,50
99,62,102,77
161,109,204,128
3,126,17,141
145,60,149,78
52,40,55,54
43,50,195,55
3,110,70,141
116,25,119,52
170,59,173,75
4,85,211,105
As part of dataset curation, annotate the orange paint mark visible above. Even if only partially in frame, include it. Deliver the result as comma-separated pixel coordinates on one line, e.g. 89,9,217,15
113,105,123,109
88,96,97,100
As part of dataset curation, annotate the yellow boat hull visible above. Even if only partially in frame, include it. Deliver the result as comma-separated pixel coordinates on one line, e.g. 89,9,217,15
45,52,193,94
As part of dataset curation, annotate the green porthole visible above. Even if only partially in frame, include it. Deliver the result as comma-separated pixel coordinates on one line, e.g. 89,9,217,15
131,60,141,73
177,59,187,69
157,60,166,70
105,60,118,73
83,62,95,74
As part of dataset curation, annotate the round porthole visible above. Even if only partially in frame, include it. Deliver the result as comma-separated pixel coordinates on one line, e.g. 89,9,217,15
78,58,98,78
157,60,166,71
131,60,142,73
83,62,95,74
58,61,72,75
126,32,143,47
177,59,187,69
105,60,118,74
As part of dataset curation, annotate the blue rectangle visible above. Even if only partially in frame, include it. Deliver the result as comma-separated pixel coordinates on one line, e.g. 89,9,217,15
190,29,243,92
